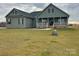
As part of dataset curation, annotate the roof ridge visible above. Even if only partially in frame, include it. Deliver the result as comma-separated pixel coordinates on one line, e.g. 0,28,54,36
13,8,30,14
37,3,69,17
31,11,42,14
51,4,69,16
5,8,33,18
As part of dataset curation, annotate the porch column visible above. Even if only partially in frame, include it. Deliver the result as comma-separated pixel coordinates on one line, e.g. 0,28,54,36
59,17,62,25
65,17,68,28
47,18,49,28
66,17,68,25
36,17,39,28
53,17,55,27
41,18,43,28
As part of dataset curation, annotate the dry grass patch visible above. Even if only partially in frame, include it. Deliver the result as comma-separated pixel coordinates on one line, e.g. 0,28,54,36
0,28,78,55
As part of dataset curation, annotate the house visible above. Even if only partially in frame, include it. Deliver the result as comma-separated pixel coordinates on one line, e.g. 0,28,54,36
5,3,69,28
0,22,6,27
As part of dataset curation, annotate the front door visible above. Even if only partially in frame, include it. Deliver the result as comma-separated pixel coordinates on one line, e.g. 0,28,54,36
49,18,54,27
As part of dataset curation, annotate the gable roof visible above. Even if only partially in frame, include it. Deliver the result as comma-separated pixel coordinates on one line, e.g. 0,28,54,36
6,8,33,18
30,11,41,17
37,3,69,17
5,3,69,18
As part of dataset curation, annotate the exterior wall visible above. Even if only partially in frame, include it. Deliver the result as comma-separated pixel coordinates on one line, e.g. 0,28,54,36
6,4,69,28
36,18,49,28
54,18,68,28
24,18,32,28
6,18,22,28
36,17,68,28
32,18,36,28
38,5,69,18
36,22,48,28
36,5,69,28
6,17,33,28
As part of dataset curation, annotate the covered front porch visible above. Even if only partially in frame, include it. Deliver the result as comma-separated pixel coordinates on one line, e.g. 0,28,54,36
36,17,68,28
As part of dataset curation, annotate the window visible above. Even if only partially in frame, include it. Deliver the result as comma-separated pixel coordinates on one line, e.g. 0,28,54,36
62,19,67,24
7,18,11,24
18,18,24,24
48,8,54,13
52,9,54,13
55,19,58,23
18,18,20,24
22,18,24,24
48,9,50,13
38,18,42,23
13,10,15,15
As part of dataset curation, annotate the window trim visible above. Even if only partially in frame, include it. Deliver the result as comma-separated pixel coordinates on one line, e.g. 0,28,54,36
55,19,58,23
52,8,54,13
18,18,20,24
7,18,11,24
38,18,42,23
48,9,50,13
22,18,24,24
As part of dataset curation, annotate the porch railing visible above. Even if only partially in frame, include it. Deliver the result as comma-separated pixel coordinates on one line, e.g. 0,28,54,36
37,22,48,28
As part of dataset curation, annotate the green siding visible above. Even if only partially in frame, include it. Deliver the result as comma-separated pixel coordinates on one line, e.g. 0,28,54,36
38,5,69,18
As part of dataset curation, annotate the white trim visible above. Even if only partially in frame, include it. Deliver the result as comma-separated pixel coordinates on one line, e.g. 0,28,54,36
59,17,61,24
47,18,49,27
36,18,38,28
53,18,55,27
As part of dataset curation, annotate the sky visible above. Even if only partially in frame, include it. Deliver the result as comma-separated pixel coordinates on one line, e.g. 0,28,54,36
0,3,79,23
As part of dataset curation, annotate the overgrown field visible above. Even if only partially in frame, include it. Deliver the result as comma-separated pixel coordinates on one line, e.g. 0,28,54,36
0,28,79,56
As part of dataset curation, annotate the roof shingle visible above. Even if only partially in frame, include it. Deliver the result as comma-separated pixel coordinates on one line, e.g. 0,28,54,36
6,8,33,18
30,11,41,17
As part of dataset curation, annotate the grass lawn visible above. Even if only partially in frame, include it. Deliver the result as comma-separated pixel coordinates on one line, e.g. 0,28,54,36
0,28,79,56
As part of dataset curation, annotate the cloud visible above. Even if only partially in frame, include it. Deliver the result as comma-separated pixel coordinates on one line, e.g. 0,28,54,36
0,3,79,23
54,3,79,22
32,3,46,8
0,3,47,22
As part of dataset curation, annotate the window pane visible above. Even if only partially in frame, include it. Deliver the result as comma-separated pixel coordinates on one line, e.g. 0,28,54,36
55,19,58,23
38,18,42,23
52,9,54,13
7,18,11,24
22,18,23,24
18,18,20,24
48,9,50,13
